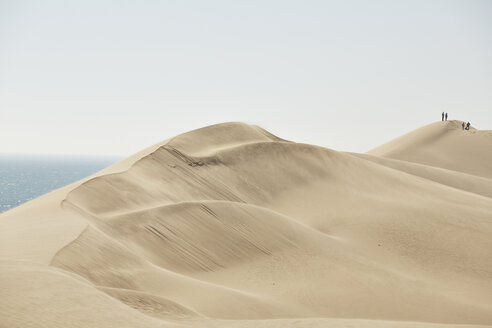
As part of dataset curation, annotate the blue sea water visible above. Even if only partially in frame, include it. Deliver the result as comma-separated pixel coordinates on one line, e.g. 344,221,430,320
0,154,120,213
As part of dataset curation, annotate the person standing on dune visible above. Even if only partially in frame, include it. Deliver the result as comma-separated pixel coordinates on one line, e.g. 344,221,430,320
445,113,448,121
462,122,465,130
442,112,444,121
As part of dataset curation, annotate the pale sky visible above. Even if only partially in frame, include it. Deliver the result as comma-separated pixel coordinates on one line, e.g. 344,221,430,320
1,0,491,156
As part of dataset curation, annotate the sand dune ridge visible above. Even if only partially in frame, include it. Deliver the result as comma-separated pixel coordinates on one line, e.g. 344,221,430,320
1,121,492,327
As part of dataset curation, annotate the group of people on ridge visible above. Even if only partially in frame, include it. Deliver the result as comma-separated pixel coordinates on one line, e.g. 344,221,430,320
462,121,471,130
441,112,471,130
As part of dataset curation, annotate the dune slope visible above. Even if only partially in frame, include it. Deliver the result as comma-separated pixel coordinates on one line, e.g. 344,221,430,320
1,122,492,328
368,120,492,178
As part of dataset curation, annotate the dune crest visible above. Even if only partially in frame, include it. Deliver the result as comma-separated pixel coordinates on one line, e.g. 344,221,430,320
1,122,492,328
368,120,492,179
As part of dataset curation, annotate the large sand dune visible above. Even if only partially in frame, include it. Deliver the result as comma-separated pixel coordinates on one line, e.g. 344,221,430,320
368,120,492,179
1,121,492,327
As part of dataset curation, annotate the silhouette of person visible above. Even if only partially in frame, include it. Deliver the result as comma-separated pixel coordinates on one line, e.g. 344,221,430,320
445,113,448,121
466,122,470,130
462,122,465,130
442,112,444,121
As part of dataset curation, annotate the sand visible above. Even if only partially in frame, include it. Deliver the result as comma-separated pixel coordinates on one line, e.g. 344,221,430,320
1,120,491,328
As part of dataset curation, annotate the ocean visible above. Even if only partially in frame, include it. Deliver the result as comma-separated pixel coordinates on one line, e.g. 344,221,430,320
0,154,120,213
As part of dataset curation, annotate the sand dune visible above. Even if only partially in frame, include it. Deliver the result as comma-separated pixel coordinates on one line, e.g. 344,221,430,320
368,120,492,179
1,121,492,327
351,153,492,199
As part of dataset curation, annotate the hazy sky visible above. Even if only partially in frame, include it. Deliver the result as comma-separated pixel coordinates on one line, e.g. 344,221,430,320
1,0,491,156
